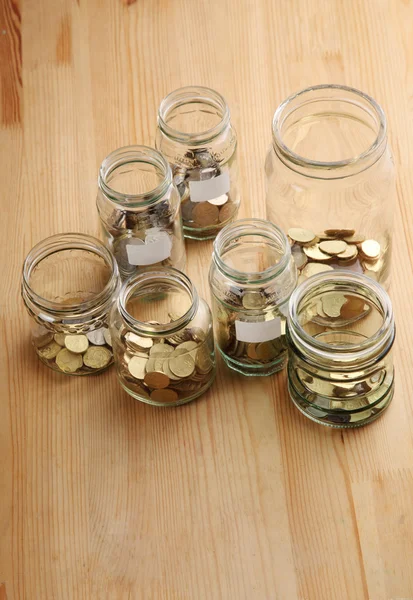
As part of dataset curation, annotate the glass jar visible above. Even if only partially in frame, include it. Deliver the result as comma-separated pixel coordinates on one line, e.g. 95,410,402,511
287,271,395,428
265,84,395,289
209,219,297,376
156,86,240,240
97,145,186,279
110,268,215,406
21,233,120,375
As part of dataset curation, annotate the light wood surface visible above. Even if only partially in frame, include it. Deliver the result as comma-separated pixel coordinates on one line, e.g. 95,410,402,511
1,1,413,598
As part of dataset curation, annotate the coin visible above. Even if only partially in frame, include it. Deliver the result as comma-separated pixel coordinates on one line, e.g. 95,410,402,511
242,292,264,309
303,244,331,261
169,349,195,377
337,244,358,260
322,294,348,318
340,296,369,320
195,344,213,374
362,258,383,272
343,233,365,244
84,346,112,369
103,328,112,347
192,202,219,227
319,240,347,255
32,325,54,348
360,239,381,260
291,245,308,269
54,333,66,346
218,201,234,223
86,328,106,346
324,228,355,237
144,371,170,389
150,389,179,403
64,334,89,354
247,343,259,359
125,332,153,350
128,355,148,379
256,342,277,361
149,343,174,357
38,340,62,360
288,228,316,244
208,194,228,206
55,348,83,373
301,262,334,277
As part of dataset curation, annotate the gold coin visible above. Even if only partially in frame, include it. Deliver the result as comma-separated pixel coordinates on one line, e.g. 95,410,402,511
54,333,66,346
343,233,365,244
208,194,228,206
169,349,195,378
288,228,316,244
55,348,83,373
319,240,347,255
291,246,308,269
324,228,355,238
315,233,335,241
162,360,181,381
256,342,278,361
103,328,112,347
322,294,348,318
247,343,259,359
360,239,381,260
362,258,383,273
195,344,213,374
301,263,334,278
38,340,62,360
242,292,264,309
337,244,358,260
150,389,179,403
144,371,170,389
128,355,148,379
86,328,106,346
192,202,219,227
32,325,54,348
340,296,369,320
84,346,112,369
125,332,153,350
149,343,174,357
64,335,89,354
218,202,234,223
316,300,327,317
303,244,331,261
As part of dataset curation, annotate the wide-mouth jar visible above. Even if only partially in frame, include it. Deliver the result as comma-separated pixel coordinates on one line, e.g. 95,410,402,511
286,271,395,427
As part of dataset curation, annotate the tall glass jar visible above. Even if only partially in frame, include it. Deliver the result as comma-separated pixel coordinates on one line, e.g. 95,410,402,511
21,233,120,375
110,268,215,406
265,85,395,289
97,145,186,279
156,86,240,240
209,219,297,376
287,271,395,428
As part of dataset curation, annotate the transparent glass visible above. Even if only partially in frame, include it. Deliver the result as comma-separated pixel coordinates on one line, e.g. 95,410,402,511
209,219,297,376
265,84,395,289
110,268,215,406
156,86,240,240
21,233,120,375
287,271,395,428
97,145,186,279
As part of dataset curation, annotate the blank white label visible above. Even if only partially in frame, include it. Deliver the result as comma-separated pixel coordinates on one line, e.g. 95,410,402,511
189,171,230,203
126,233,172,266
235,318,282,343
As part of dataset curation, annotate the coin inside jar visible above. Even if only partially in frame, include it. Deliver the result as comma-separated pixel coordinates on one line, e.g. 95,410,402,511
84,346,112,369
38,340,62,360
64,334,89,354
128,355,148,379
144,371,170,389
55,348,83,373
192,202,219,227
169,348,195,378
150,388,179,403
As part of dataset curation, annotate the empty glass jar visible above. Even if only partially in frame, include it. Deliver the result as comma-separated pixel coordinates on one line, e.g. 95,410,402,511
209,219,297,376
97,145,186,279
156,86,240,240
21,233,120,375
110,268,215,406
265,84,395,289
287,271,395,428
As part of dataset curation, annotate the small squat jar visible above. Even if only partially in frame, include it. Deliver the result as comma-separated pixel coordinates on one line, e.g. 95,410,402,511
209,219,298,376
287,271,395,428
156,86,240,240
21,234,120,375
110,268,215,406
97,145,186,279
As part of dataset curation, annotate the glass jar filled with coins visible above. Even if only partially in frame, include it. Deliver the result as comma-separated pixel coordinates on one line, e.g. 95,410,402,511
21,234,120,375
110,268,215,406
265,85,395,288
156,86,240,240
209,219,297,376
287,271,395,428
97,145,186,280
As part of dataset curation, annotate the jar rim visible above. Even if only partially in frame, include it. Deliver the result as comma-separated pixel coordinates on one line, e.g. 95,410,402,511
98,145,172,205
287,271,394,365
272,84,387,178
118,267,199,335
212,218,291,284
22,233,119,315
157,85,231,144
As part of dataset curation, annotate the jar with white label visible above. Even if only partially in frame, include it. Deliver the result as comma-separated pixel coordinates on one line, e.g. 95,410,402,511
110,268,216,406
97,145,186,279
21,233,120,375
287,271,395,427
209,219,297,376
156,86,240,240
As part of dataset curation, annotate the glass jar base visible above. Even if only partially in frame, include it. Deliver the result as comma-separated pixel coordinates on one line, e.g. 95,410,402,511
119,375,215,407
220,348,287,377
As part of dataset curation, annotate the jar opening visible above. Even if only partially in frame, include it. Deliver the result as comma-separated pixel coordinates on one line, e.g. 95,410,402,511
158,86,230,144
272,85,387,177
99,145,171,204
213,219,290,283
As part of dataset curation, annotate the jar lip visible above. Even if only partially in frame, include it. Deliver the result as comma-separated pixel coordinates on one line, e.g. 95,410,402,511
272,84,387,177
212,218,291,284
98,145,172,205
287,270,394,361
118,267,199,335
22,233,119,313
157,85,231,144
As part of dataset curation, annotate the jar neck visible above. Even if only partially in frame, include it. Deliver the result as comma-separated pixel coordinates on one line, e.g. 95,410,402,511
118,268,199,335
158,86,230,145
272,84,387,179
212,218,292,285
287,271,395,369
98,145,172,207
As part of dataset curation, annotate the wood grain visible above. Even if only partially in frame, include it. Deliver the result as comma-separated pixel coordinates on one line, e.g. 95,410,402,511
1,0,413,598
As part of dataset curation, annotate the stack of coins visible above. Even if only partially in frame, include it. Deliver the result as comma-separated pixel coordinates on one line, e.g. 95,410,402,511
33,325,113,374
287,228,386,282
116,321,215,404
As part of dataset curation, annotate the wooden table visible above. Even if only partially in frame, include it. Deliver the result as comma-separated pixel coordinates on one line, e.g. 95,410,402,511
1,0,413,598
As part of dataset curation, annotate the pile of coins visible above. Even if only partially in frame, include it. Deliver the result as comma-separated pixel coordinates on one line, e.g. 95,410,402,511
116,320,215,404
33,325,113,374
287,228,385,282
300,291,371,326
